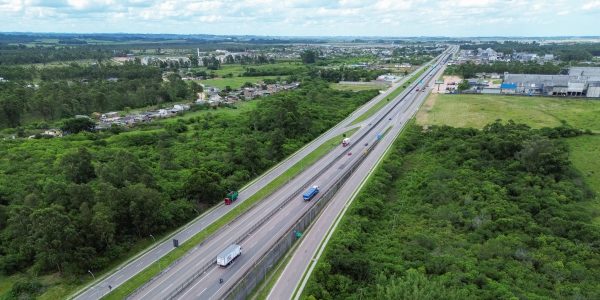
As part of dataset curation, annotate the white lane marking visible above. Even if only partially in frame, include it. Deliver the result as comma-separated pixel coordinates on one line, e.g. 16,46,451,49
177,266,218,299
197,288,208,298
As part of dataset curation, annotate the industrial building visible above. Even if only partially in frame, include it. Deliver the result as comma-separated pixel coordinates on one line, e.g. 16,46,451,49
501,68,600,98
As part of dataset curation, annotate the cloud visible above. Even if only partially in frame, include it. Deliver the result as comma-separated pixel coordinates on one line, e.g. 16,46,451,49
583,0,600,10
0,0,597,36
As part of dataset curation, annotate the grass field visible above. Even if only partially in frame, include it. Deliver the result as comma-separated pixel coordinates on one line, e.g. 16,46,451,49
330,82,387,92
197,76,280,89
416,92,600,219
417,94,600,132
191,62,304,78
102,127,359,299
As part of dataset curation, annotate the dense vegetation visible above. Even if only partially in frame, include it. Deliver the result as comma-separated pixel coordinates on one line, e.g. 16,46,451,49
0,45,112,65
445,61,562,78
0,79,377,298
460,41,600,62
310,67,387,83
304,122,599,299
0,63,199,128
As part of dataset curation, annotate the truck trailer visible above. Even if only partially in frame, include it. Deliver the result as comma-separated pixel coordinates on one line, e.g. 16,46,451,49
303,185,319,201
224,190,238,205
216,244,242,267
342,138,350,147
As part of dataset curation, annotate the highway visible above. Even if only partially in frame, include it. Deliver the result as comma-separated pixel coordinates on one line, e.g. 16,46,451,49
268,47,456,300
72,56,430,300
124,46,457,300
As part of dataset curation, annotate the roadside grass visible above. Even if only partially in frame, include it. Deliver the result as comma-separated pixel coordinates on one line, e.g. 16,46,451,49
350,66,428,126
416,93,600,132
198,76,280,89
102,127,359,299
330,82,387,92
0,275,21,299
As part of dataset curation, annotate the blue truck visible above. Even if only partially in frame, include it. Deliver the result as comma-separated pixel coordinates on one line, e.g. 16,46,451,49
303,185,319,201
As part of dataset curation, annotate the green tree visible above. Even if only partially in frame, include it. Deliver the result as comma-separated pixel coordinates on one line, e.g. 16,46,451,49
184,168,223,205
61,117,96,134
59,147,96,184
301,50,318,64
30,205,77,274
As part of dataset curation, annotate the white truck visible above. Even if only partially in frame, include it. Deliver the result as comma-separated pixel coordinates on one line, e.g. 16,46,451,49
216,244,242,267
342,138,350,147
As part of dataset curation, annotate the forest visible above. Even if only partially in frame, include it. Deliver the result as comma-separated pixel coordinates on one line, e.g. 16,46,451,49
0,79,377,298
0,45,112,65
460,41,600,61
304,121,599,299
0,62,198,128
445,61,563,78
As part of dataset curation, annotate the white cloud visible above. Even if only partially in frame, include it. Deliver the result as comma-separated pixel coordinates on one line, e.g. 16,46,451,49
583,0,600,10
0,0,597,36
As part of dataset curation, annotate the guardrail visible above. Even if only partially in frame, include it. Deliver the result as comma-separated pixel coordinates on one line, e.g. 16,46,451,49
131,49,452,300
222,50,455,300
223,130,381,300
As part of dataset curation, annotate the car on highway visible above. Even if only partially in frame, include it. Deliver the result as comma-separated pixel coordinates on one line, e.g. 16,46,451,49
347,152,352,156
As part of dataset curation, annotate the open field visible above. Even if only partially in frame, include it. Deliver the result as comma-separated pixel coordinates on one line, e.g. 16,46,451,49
191,62,304,78
197,76,280,89
330,82,387,92
416,92,600,221
417,94,600,132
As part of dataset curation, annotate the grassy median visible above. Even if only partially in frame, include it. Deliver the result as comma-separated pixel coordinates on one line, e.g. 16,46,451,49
102,127,359,299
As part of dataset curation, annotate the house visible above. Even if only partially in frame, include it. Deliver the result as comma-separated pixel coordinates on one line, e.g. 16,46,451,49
43,129,63,137
101,112,119,120
0,77,7,82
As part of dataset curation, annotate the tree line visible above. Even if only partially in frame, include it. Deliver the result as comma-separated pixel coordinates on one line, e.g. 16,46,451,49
460,41,600,62
0,79,378,298
0,45,112,65
304,121,599,299
0,63,198,128
445,61,562,78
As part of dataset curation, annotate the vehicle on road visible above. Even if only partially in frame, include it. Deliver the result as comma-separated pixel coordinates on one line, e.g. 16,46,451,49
347,152,352,156
342,138,350,147
216,244,242,267
224,190,239,205
303,185,319,201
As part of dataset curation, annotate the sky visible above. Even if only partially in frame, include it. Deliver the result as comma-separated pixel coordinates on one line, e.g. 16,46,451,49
0,0,600,37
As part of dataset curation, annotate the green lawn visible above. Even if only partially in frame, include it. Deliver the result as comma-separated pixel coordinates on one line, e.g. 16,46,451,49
102,127,359,299
568,135,600,194
330,82,387,92
417,94,600,132
198,76,280,89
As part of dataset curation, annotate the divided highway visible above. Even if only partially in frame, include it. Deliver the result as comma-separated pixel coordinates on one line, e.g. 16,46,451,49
125,46,457,300
71,57,430,300
269,46,457,300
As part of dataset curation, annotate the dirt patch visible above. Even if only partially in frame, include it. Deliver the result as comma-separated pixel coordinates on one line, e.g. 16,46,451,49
431,75,461,94
416,93,438,125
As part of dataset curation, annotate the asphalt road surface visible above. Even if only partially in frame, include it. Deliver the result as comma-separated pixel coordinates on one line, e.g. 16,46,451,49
268,48,456,300
72,58,430,300
123,47,457,300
